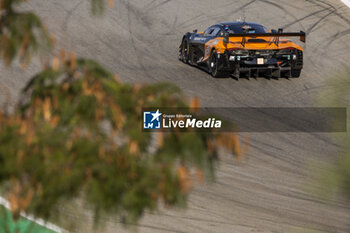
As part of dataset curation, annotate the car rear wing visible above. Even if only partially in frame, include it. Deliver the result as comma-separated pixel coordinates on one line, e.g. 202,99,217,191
223,30,306,46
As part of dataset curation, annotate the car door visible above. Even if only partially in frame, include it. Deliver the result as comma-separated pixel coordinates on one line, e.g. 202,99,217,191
190,26,220,62
202,26,222,61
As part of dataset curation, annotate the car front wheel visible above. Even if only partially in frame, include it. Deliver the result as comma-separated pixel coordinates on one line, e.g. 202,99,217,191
179,38,189,63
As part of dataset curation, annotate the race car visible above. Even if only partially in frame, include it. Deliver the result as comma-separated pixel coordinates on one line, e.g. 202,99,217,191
179,21,305,78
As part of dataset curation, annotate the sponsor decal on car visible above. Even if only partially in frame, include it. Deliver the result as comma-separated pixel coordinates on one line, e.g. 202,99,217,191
193,37,206,41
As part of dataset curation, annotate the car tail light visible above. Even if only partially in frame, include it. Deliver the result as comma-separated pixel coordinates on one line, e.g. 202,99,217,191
277,47,296,54
228,48,248,55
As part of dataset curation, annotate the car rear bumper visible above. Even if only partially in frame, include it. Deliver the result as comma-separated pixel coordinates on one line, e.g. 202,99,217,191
217,49,303,77
230,66,294,78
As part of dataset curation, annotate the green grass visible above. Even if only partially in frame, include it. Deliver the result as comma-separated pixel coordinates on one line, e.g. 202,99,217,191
0,206,57,233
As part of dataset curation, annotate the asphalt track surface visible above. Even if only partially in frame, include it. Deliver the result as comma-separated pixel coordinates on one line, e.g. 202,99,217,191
1,0,350,232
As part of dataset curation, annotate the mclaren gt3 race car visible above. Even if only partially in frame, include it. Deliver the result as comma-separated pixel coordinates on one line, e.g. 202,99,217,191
179,22,305,78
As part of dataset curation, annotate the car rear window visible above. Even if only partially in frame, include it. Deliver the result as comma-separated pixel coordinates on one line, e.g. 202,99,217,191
228,24,267,34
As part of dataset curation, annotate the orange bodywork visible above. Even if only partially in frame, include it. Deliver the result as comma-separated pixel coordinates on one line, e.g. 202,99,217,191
203,36,303,62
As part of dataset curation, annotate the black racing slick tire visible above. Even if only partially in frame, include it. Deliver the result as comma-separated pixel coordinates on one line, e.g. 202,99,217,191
179,38,189,64
208,50,228,78
291,69,302,78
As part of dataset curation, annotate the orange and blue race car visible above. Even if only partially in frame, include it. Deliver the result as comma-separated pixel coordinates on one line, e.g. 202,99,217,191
179,21,306,78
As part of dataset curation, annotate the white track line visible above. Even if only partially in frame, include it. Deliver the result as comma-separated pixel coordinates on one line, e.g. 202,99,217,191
341,0,350,8
0,196,68,233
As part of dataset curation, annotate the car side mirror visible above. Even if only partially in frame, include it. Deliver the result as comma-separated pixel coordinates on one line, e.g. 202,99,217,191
278,28,283,33
223,31,229,44
193,29,198,34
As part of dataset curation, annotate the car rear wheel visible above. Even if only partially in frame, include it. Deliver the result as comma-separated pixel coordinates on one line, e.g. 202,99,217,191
291,69,301,78
208,50,228,78
179,38,189,63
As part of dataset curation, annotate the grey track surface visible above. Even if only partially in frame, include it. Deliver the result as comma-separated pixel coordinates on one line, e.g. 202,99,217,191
1,0,350,232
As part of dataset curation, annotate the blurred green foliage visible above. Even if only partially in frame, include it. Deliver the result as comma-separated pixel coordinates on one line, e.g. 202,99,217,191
0,55,238,225
0,0,240,229
0,0,51,66
0,0,112,66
